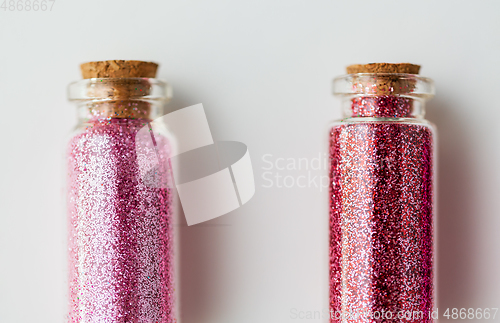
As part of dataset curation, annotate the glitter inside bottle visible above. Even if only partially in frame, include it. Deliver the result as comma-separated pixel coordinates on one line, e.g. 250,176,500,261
66,61,176,322
329,64,436,322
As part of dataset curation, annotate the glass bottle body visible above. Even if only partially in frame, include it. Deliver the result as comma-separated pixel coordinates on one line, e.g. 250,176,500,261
66,78,176,322
329,74,436,322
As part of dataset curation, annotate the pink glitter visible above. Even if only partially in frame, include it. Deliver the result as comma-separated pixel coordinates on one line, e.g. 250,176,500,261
329,98,434,322
67,118,175,322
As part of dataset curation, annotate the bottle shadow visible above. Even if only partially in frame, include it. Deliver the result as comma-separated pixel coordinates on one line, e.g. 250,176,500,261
167,92,230,323
426,96,478,309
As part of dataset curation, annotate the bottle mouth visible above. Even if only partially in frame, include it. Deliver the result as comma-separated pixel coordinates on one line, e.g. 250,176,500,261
333,73,435,99
67,77,172,102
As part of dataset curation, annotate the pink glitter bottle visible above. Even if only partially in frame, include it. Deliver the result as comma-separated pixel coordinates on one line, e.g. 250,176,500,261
66,61,176,322
329,63,436,322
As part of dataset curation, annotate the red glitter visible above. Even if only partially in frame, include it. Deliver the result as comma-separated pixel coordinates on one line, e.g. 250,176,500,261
351,96,412,118
329,97,434,322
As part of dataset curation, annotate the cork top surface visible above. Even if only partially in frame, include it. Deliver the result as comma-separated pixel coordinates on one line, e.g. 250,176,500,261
346,63,420,75
80,60,158,79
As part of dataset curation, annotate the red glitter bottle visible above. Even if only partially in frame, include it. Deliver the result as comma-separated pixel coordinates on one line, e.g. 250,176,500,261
66,61,177,322
329,63,436,322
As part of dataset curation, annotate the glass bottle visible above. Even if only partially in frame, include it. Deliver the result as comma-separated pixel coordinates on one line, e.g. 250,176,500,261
66,61,176,322
329,64,436,322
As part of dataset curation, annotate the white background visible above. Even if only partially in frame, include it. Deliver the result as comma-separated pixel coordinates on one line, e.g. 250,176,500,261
1,1,500,322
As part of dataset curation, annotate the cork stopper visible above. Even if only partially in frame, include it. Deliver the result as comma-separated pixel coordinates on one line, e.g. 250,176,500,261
80,60,159,119
346,63,420,75
346,63,421,95
80,60,158,79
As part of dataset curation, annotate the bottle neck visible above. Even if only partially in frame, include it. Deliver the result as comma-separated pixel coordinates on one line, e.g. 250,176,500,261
333,73,434,120
76,100,163,125
68,77,171,125
341,95,426,119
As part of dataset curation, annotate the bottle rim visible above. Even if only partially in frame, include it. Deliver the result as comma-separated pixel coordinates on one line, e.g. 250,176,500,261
333,73,435,99
67,77,172,102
